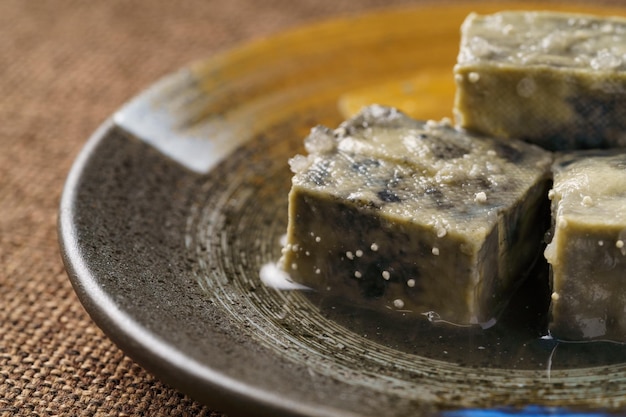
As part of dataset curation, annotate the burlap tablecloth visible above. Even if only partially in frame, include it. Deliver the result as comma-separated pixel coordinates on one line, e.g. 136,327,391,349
1,1,426,415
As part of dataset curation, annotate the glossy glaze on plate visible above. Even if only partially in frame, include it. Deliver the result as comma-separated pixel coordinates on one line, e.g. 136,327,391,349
59,2,626,416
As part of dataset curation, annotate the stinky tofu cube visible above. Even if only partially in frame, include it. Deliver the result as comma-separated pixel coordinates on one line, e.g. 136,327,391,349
545,151,626,341
454,11,626,151
281,105,552,325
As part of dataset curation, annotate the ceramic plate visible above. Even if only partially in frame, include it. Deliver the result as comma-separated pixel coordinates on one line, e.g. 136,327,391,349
59,2,626,416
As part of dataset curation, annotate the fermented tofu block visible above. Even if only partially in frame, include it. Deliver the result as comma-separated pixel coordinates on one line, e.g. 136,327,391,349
454,11,626,151
545,151,626,341
282,105,552,325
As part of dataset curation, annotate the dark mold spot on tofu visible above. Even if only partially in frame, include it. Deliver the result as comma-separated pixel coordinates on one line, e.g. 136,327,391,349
377,189,402,203
357,267,388,298
554,156,578,169
566,94,626,149
556,149,624,169
495,142,523,163
351,159,381,174
427,139,469,159
520,90,624,150
425,187,454,210
306,160,332,186
354,261,399,299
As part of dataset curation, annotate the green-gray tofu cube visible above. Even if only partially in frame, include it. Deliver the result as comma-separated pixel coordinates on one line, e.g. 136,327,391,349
545,151,626,341
454,11,626,151
281,105,552,325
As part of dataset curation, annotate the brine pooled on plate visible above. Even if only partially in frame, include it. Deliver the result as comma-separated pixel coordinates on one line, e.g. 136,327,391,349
454,11,626,151
280,105,552,326
545,151,626,341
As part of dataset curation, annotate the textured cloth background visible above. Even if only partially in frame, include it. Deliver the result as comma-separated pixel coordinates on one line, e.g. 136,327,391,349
0,1,420,415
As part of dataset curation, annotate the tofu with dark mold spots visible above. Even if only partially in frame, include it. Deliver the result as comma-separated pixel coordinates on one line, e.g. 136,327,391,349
281,105,552,326
545,151,626,341
454,11,626,151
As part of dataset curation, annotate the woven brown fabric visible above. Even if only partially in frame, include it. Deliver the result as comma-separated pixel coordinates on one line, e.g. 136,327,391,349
0,0,422,415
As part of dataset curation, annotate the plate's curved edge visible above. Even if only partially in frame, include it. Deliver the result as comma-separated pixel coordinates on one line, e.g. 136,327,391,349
56,119,364,417
112,68,246,175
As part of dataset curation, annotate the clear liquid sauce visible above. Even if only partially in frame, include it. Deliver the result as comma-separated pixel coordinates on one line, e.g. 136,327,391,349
262,257,626,371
